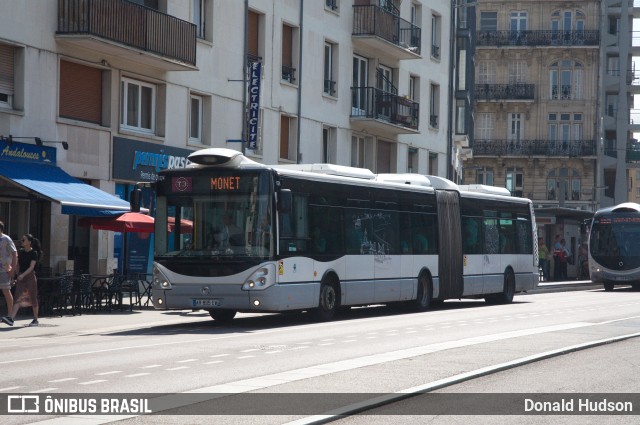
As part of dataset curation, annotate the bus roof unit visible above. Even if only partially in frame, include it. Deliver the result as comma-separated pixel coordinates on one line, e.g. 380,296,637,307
275,163,376,180
458,184,512,196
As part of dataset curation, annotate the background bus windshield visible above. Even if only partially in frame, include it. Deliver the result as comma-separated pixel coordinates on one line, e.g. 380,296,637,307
590,215,640,258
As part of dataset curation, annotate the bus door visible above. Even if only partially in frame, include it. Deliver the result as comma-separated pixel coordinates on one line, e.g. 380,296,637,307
436,190,463,299
482,214,503,293
372,203,402,303
344,201,376,305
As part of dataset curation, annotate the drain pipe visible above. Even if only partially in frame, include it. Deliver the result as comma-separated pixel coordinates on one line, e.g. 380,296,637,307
295,0,304,163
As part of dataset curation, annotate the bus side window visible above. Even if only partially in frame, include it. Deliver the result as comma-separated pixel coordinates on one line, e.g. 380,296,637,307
462,216,481,254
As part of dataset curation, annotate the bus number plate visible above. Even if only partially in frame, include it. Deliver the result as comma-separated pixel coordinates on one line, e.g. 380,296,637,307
192,299,222,307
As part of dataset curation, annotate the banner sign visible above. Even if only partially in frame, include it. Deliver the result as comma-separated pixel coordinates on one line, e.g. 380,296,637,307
247,61,262,150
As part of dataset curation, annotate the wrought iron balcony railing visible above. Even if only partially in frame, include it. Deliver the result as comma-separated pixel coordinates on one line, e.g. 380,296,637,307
472,139,596,157
351,87,419,130
429,114,438,128
475,83,535,101
477,30,599,47
57,0,196,66
353,5,421,55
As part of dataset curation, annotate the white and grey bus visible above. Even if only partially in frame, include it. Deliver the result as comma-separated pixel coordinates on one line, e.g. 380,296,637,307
589,202,640,291
149,148,538,322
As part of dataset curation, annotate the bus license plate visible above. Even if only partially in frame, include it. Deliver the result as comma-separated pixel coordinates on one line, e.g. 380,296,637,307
192,299,221,308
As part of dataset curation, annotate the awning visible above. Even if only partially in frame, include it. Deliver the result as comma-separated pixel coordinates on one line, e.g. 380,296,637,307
0,160,131,216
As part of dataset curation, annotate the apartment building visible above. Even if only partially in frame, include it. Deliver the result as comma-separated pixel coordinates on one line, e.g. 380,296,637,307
600,0,640,206
0,0,451,275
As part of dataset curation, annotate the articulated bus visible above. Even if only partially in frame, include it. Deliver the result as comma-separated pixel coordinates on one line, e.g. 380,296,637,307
589,202,640,291
149,148,538,322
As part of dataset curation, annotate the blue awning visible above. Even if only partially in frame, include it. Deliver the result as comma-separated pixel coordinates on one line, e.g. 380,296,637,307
0,160,131,216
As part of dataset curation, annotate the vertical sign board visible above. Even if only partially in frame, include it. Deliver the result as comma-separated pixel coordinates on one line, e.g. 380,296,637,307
248,61,262,150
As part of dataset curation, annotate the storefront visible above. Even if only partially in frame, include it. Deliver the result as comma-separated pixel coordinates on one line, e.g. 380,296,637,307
0,139,131,274
111,137,194,274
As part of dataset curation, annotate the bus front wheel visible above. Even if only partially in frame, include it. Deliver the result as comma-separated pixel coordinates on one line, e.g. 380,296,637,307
208,309,237,323
311,280,338,321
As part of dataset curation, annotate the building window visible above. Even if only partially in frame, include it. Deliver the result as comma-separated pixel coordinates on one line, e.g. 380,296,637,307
506,168,524,197
0,43,16,109
192,0,205,39
120,77,155,133
59,60,103,125
247,10,262,62
476,168,494,185
189,94,203,143
325,0,339,12
428,152,438,175
508,113,523,141
477,61,496,84
376,140,396,173
408,147,418,173
547,113,583,143
475,112,495,140
508,61,528,84
550,60,583,100
322,126,337,163
547,169,581,201
351,135,374,169
280,115,298,161
509,11,528,43
480,11,498,31
324,42,337,96
282,24,298,84
429,83,439,128
431,14,441,59
455,99,466,134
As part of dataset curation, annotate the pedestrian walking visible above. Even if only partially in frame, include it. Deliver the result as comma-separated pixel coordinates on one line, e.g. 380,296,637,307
2,234,41,327
0,221,17,316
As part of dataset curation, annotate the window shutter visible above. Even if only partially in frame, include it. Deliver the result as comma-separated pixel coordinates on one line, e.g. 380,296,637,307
282,25,292,68
248,11,259,57
0,44,15,96
59,60,102,124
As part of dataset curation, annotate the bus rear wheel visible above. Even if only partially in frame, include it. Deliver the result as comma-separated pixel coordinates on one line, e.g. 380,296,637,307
311,279,338,321
489,270,515,304
208,309,237,323
413,273,432,311
604,282,614,292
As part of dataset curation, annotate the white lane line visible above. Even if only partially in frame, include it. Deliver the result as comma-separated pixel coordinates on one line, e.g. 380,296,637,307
343,339,358,343
318,343,335,346
48,378,77,383
237,355,254,359
141,364,162,369
176,359,198,363
165,367,189,371
290,346,309,350
241,349,260,353
95,371,122,376
204,360,224,365
405,331,417,334
0,386,22,391
125,373,151,378
30,388,57,393
78,380,107,385
209,354,230,358
321,339,335,342
264,351,283,354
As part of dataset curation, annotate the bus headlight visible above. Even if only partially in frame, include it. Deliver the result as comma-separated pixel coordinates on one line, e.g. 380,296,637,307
242,265,276,291
153,266,172,290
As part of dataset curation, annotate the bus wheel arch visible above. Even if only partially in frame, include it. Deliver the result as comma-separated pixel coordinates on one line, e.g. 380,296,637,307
311,272,340,321
208,309,237,323
498,267,516,304
413,270,433,311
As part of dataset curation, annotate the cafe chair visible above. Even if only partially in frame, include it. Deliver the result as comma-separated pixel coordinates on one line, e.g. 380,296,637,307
56,273,78,316
76,274,96,313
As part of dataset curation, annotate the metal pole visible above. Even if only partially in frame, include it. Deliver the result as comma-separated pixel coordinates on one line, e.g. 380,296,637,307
241,0,249,155
295,0,304,163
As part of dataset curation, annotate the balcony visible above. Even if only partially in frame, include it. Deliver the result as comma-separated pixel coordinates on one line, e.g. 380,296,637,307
282,65,296,84
475,83,535,101
477,30,599,48
350,87,419,134
472,139,596,157
56,0,197,71
352,5,421,61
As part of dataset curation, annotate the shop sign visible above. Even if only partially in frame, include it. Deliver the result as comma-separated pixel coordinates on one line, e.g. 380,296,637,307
112,137,194,182
0,140,56,164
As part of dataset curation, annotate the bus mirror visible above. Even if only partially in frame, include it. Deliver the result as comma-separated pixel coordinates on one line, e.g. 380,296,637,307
278,189,292,213
130,188,141,213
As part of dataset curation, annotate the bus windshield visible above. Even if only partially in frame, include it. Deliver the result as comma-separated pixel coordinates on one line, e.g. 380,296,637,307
154,171,273,259
590,215,640,258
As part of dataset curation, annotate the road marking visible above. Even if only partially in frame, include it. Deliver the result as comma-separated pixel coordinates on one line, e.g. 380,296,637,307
265,351,283,354
48,378,77,383
342,339,358,342
78,380,106,385
237,355,254,359
95,371,122,376
125,373,151,378
318,343,335,346
30,388,57,393
141,364,162,369
0,386,21,391
177,359,198,363
209,354,229,358
290,346,309,350
241,349,260,353
165,367,189,371
204,360,224,365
